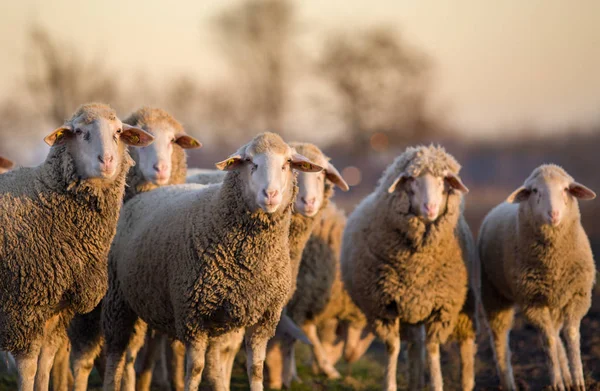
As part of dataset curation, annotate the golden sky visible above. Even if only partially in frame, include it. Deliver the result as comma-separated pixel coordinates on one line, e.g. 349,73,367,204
1,0,599,138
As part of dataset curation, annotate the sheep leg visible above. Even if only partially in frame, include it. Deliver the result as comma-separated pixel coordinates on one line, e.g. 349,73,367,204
15,342,42,391
51,339,72,391
102,285,141,391
563,321,585,391
35,315,68,391
184,335,208,391
245,323,274,391
223,330,244,390
70,305,104,391
459,337,476,391
135,330,163,391
344,325,375,364
166,339,186,391
280,334,296,388
319,319,344,365
302,323,341,379
425,341,443,391
528,307,565,391
203,338,227,391
121,319,148,391
264,338,284,389
482,272,516,391
407,325,425,391
555,331,573,388
373,318,400,391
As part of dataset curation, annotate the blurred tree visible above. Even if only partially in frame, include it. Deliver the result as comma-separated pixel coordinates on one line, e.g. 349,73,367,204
212,0,295,135
319,27,443,155
25,26,120,124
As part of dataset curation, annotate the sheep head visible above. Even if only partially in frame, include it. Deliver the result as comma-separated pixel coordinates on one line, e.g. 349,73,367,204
216,132,323,214
289,142,349,217
507,164,595,227
44,103,154,181
124,107,201,185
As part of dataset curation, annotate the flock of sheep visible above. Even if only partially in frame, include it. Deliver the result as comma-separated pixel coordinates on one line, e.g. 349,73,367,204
0,103,596,391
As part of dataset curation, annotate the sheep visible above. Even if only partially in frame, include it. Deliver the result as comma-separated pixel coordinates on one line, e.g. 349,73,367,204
60,106,201,391
478,164,596,391
0,156,14,174
263,142,351,389
102,132,324,391
341,145,478,391
0,103,154,391
284,203,375,384
186,168,226,185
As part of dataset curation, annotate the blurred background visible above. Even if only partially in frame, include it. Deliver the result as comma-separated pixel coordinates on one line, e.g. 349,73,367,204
1,0,599,239
1,1,599,388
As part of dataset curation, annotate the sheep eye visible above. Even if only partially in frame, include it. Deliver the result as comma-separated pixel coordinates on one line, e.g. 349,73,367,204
116,128,122,134
532,188,538,194
74,128,82,135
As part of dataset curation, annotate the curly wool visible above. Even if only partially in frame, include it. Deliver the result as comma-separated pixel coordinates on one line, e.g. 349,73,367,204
376,144,461,194
342,145,474,343
123,107,188,201
105,135,297,346
0,112,133,354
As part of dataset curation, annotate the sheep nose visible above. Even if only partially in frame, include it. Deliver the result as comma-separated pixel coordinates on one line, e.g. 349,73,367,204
301,197,315,206
98,154,114,164
423,203,438,215
264,189,279,200
153,162,168,174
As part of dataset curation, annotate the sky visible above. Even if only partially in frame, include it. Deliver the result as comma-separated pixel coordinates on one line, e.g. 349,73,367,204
1,0,599,138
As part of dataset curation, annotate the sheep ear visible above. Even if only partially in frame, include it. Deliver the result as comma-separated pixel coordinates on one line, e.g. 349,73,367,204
291,153,323,173
507,186,531,203
387,174,410,193
215,154,244,171
0,157,14,170
445,173,469,194
44,125,72,146
569,182,596,200
175,134,202,149
325,161,349,191
121,124,155,147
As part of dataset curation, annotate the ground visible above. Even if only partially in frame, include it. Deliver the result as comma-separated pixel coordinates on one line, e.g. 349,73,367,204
0,287,598,391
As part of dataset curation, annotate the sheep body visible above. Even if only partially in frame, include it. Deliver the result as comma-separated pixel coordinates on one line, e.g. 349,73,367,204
0,107,132,354
479,164,595,390
103,133,312,391
186,169,226,185
341,145,476,391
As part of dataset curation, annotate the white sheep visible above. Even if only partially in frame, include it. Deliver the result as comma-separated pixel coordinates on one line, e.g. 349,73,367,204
478,164,596,391
63,106,201,391
0,103,153,391
101,132,323,391
341,145,478,391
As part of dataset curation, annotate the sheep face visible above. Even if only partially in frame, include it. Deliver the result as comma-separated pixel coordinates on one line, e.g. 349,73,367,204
295,170,327,216
388,171,468,223
295,160,348,217
0,157,13,174
507,166,596,227
44,114,154,181
136,125,201,185
216,133,323,214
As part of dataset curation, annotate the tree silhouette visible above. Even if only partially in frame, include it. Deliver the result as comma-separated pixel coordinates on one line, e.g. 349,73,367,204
319,27,443,155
